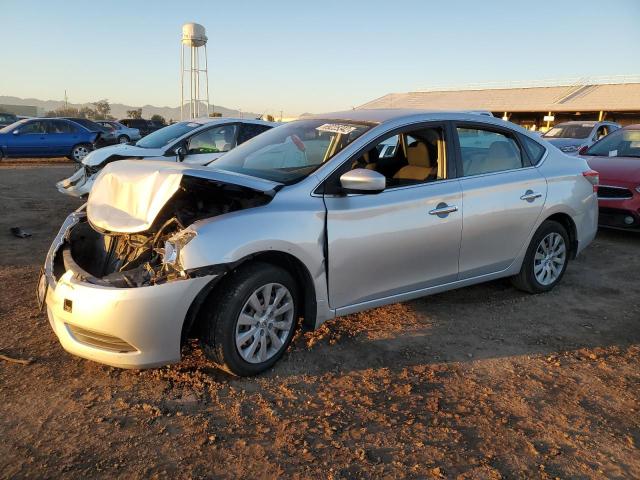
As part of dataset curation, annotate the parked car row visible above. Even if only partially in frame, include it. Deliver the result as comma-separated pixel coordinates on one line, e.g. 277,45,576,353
56,117,278,196
579,124,640,230
95,120,141,144
39,110,601,376
0,117,107,162
0,116,168,162
542,120,620,154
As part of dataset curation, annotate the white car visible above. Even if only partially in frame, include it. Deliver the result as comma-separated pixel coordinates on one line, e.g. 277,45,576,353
57,118,278,197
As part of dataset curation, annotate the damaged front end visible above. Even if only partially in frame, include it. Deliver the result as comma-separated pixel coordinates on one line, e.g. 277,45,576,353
47,160,278,290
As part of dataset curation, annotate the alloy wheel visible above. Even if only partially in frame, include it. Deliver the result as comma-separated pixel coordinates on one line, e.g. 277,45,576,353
533,232,566,286
235,283,294,364
72,145,89,161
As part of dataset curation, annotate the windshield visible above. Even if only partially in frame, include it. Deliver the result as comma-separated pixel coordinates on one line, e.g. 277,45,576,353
543,124,593,139
585,129,640,158
135,122,200,149
210,119,374,183
0,119,29,134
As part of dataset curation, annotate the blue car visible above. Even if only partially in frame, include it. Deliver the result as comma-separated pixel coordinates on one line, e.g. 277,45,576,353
0,118,98,162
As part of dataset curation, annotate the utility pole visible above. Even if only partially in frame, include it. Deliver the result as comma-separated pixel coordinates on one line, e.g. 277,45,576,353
64,90,68,109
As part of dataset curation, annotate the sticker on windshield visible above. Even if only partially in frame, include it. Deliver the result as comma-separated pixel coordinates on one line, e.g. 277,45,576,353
608,150,618,157
316,123,358,135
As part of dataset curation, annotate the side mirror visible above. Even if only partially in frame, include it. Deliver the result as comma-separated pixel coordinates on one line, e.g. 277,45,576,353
578,145,589,156
12,129,20,135
175,146,186,162
339,169,386,194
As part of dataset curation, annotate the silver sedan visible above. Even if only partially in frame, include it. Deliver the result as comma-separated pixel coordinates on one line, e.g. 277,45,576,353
40,110,598,376
95,120,141,144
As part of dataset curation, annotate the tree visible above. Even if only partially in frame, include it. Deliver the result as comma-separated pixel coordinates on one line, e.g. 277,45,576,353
45,105,95,118
92,99,112,120
265,114,275,122
210,112,222,118
150,114,166,125
127,108,142,119
45,106,81,118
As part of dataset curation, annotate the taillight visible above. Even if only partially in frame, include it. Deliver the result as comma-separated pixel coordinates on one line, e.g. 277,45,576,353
583,170,599,192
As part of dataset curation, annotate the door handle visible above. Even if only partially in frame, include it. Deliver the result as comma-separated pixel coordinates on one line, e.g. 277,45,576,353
520,190,542,202
429,203,458,217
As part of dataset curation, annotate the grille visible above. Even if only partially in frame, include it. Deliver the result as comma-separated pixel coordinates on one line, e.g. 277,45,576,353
66,324,137,353
597,185,633,200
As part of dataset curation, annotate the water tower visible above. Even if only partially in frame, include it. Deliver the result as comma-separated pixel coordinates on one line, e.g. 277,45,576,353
180,22,210,119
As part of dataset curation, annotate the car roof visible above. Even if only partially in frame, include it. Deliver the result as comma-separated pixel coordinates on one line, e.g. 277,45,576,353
305,108,506,126
551,120,618,126
186,117,280,127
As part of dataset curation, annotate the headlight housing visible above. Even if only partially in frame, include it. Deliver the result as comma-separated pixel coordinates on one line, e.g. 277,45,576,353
163,229,197,269
636,186,640,194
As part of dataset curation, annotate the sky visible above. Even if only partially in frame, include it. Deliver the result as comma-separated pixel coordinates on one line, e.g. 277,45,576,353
2,0,639,116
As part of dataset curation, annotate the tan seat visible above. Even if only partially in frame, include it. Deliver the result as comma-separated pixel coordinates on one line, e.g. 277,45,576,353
466,141,520,175
393,142,435,181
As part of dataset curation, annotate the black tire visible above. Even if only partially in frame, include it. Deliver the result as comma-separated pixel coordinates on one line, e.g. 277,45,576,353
511,220,570,294
117,135,130,144
202,262,299,376
68,143,92,163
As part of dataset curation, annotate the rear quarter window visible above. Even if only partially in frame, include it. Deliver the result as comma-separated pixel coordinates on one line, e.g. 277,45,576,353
520,134,546,164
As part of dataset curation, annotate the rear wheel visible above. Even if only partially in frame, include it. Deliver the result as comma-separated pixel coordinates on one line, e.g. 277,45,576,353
512,220,569,293
202,262,299,376
69,143,92,163
117,135,130,144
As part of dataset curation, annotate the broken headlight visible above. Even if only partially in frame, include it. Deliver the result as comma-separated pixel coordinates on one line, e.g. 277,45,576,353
162,229,197,269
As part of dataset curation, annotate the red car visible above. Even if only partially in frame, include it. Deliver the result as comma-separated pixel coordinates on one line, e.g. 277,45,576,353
580,125,640,230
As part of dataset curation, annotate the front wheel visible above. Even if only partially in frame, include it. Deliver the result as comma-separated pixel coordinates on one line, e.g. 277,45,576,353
117,135,130,144
512,220,570,293
202,262,299,376
69,143,92,163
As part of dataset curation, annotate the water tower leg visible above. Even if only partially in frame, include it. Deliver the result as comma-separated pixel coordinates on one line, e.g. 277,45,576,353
204,44,210,116
180,45,184,121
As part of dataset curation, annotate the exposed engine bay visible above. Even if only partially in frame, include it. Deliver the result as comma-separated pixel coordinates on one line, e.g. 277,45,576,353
56,176,272,288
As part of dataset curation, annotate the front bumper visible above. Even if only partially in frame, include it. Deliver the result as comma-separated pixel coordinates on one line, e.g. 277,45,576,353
40,211,215,368
56,167,94,197
598,191,640,230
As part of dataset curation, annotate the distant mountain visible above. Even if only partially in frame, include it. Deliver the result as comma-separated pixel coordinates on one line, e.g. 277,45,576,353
0,96,259,121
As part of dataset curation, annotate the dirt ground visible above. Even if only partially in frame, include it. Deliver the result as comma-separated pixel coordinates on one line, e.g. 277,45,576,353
1,164,639,479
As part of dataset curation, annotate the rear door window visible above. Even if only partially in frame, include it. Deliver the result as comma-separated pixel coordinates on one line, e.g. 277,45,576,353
456,126,524,176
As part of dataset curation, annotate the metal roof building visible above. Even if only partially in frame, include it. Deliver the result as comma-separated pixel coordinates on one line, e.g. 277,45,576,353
358,77,640,130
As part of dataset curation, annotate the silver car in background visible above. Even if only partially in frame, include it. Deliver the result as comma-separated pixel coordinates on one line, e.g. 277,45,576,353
95,120,142,144
543,120,620,154
40,110,598,376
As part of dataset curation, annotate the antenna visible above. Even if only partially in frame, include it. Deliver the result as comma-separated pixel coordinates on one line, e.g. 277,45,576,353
180,23,210,120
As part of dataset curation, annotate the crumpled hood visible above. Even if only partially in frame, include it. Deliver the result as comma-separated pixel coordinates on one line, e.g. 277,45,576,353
87,160,281,233
82,143,165,166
